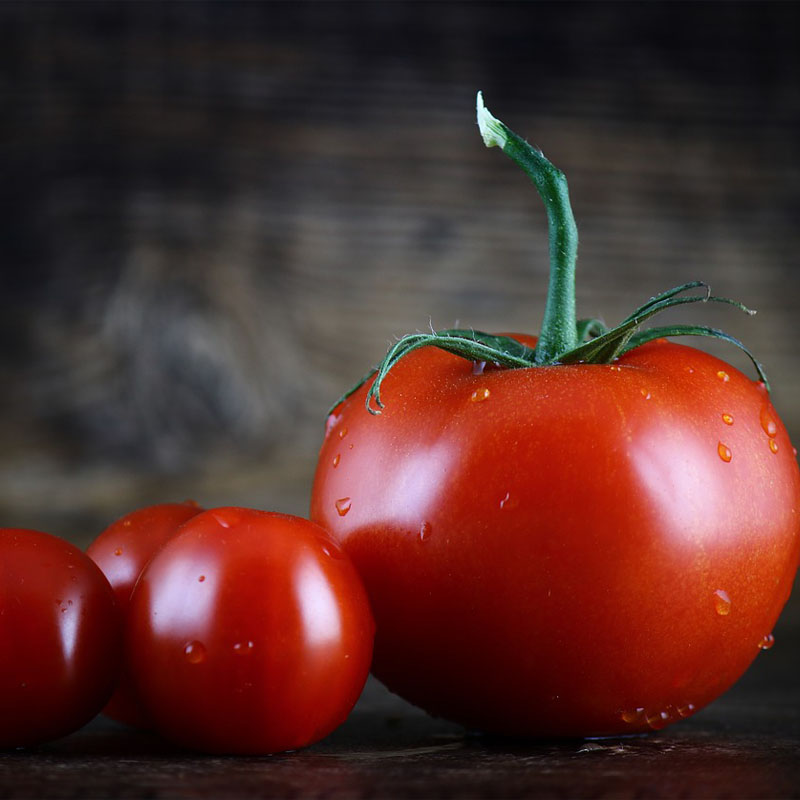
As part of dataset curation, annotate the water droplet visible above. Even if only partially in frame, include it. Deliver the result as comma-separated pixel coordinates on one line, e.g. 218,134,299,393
685,367,695,375
198,575,206,582
338,427,348,440
114,548,123,556
717,370,730,383
760,408,778,437
609,364,622,373
419,521,433,542
759,633,775,650
620,708,645,724
325,413,341,438
332,453,341,468
677,703,696,718
122,519,132,528
721,413,734,425
769,439,779,454
471,387,491,403
319,540,345,559
335,497,352,516
499,491,519,511
646,710,671,730
184,641,207,664
472,360,486,376
640,388,651,400
714,589,732,616
233,640,255,655
212,514,232,529
717,442,732,463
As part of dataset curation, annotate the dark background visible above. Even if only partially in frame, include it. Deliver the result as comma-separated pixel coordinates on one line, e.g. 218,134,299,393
2,0,799,615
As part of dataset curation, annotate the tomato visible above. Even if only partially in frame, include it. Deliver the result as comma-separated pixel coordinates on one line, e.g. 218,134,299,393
126,507,375,754
309,95,800,737
0,529,121,748
86,501,203,727
312,338,800,736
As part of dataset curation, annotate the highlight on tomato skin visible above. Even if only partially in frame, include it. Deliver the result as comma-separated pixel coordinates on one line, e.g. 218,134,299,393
125,507,375,755
86,500,204,728
0,528,122,749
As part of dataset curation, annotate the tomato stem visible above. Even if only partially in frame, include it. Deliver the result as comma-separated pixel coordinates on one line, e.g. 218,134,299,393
477,92,578,363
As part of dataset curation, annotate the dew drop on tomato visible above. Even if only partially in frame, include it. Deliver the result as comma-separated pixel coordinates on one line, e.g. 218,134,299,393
714,589,732,616
184,641,207,664
677,703,696,718
620,708,644,724
233,641,255,655
332,453,341,468
769,439,779,454
759,633,775,650
717,370,730,383
760,407,778,437
335,497,352,516
721,413,734,425
646,710,671,730
717,442,732,463
499,492,519,511
317,536,345,559
470,387,491,403
419,521,433,542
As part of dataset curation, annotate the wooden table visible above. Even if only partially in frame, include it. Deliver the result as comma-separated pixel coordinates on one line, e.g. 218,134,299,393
3,620,798,800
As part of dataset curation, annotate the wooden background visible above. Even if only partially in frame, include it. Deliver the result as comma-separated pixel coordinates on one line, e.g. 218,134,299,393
2,1,799,611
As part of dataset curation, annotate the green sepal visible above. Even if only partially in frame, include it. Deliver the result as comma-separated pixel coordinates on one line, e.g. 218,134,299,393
622,324,770,390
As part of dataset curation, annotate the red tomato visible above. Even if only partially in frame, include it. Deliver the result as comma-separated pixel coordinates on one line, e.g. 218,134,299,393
0,529,121,748
126,507,375,754
311,337,800,737
86,501,203,727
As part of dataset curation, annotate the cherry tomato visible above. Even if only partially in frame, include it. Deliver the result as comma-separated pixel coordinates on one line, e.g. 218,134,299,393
86,501,203,727
126,507,374,754
0,529,121,748
311,337,800,737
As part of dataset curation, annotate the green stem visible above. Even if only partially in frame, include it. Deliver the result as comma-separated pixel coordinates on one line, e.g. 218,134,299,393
477,92,579,363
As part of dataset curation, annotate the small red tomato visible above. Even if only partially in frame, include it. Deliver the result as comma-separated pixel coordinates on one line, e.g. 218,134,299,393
86,501,203,727
126,508,374,754
0,529,121,748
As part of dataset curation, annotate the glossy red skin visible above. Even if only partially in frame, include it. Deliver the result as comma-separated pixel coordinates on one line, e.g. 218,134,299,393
86,501,203,727
126,507,375,754
0,529,121,748
311,337,800,738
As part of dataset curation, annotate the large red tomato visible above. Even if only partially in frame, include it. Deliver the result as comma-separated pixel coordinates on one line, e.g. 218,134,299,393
309,95,800,737
311,338,799,736
87,501,203,727
0,529,121,748
126,508,375,754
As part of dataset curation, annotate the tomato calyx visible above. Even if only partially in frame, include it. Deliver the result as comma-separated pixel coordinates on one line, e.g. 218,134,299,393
333,93,770,416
